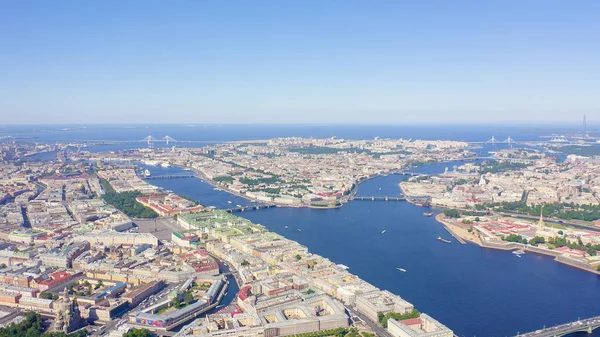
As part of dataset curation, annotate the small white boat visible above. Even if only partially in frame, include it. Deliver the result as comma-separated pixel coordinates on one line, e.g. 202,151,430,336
143,169,151,177
379,187,382,191
236,205,242,208
227,201,232,204
397,268,406,272
285,226,289,229
381,230,387,234
516,254,522,258
160,162,170,168
297,229,302,232
437,237,451,244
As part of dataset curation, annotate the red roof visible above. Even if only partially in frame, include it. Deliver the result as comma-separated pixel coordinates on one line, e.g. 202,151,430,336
401,317,422,326
238,286,252,301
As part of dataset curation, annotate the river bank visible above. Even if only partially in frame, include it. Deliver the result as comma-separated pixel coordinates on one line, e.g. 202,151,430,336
139,160,600,337
434,214,600,276
189,166,404,210
435,214,481,245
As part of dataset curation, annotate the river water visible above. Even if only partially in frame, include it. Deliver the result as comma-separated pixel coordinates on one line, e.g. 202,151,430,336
145,164,600,337
8,124,600,336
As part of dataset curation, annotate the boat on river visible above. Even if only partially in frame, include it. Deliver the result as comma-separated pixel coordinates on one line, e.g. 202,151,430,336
437,237,451,244
423,212,434,217
397,268,406,272
513,249,525,255
143,169,151,177
381,230,387,234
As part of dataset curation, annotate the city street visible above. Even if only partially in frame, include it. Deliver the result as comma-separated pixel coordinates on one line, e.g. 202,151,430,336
345,306,392,337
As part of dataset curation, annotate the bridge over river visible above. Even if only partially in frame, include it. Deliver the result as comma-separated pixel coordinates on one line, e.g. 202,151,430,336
518,315,600,337
141,174,195,180
353,196,406,201
224,204,276,213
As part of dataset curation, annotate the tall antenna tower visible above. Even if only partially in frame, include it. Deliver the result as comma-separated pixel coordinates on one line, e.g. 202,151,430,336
583,115,588,137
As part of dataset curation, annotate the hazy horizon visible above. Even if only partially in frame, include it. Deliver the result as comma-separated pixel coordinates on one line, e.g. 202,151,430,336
1,1,599,124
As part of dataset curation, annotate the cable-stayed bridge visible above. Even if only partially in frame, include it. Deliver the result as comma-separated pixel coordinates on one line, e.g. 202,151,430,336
64,136,578,148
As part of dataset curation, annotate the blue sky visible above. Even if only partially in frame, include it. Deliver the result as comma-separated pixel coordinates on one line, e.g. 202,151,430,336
1,1,599,124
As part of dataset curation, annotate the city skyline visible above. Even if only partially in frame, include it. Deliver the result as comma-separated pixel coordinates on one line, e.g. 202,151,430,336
1,1,599,124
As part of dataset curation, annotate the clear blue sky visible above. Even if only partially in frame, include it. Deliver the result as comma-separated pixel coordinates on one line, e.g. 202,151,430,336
1,1,599,124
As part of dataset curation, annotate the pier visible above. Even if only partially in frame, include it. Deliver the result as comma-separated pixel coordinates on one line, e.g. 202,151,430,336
442,225,466,244
352,196,406,201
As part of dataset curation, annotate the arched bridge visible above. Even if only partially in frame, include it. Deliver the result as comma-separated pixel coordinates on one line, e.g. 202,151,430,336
517,316,600,337
224,204,276,213
141,174,195,180
352,196,406,201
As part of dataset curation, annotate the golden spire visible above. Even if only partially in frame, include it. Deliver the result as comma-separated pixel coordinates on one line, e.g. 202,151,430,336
537,205,545,232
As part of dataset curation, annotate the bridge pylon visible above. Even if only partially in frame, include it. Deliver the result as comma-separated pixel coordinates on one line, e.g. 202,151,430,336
164,135,177,145
143,136,155,149
501,136,516,148
485,136,497,144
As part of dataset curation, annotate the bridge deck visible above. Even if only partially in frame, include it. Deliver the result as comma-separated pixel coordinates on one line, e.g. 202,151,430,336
518,316,600,337
353,196,406,201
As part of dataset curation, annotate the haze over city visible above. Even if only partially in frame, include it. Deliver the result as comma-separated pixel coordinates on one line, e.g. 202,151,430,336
5,2,600,337
1,1,599,124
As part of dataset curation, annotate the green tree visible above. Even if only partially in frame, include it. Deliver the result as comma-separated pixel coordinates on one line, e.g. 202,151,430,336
123,329,152,337
241,260,250,266
503,234,527,244
39,292,53,300
443,209,461,218
102,190,158,218
528,236,545,246
183,291,194,304
295,254,302,260
378,309,420,328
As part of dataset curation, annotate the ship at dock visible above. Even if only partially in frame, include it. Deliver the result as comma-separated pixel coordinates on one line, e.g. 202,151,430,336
513,249,526,257
437,237,451,244
143,169,151,177
423,212,434,217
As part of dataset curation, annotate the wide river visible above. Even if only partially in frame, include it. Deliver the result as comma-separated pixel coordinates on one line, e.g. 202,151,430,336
143,163,600,337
